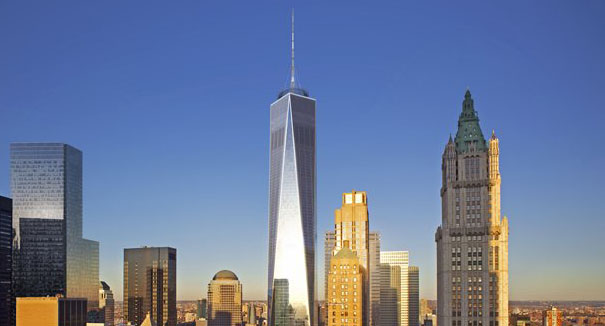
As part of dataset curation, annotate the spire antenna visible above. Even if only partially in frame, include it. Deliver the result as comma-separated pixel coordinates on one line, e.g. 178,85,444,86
290,8,295,89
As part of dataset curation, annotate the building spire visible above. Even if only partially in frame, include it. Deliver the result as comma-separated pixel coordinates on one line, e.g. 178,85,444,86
290,8,296,89
276,9,308,99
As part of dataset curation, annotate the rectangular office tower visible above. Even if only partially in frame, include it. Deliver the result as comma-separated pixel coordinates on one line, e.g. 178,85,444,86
435,90,509,326
380,251,409,326
124,247,177,326
0,196,11,326
267,82,316,326
408,266,419,326
10,143,99,310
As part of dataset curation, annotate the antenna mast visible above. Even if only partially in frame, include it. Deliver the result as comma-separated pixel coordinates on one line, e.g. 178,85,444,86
290,9,295,89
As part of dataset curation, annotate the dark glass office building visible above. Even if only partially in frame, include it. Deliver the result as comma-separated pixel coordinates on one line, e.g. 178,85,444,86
10,143,99,310
0,196,11,326
124,247,177,326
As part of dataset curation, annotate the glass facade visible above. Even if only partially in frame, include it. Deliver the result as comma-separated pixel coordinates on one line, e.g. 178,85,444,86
268,91,316,326
10,143,99,311
0,196,11,326
124,247,177,326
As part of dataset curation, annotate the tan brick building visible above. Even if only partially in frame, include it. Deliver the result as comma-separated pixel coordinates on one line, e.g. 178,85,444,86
328,245,363,326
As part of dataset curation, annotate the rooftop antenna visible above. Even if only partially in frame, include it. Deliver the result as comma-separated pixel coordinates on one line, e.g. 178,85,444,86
290,8,295,89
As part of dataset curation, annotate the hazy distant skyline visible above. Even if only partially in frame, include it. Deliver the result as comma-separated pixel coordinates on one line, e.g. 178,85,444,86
1,1,604,301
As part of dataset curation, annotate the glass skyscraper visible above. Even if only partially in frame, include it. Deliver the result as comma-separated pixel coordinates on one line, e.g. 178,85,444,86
267,53,317,326
124,247,177,326
10,143,99,310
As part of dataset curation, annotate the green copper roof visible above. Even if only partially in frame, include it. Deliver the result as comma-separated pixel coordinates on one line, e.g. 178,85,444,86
454,90,487,152
333,247,358,260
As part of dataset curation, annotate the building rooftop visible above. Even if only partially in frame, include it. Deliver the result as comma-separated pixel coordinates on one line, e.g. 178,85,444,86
213,270,238,281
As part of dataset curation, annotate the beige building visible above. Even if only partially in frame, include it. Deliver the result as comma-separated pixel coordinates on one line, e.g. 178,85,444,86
333,191,372,326
543,307,563,326
326,192,381,326
435,90,509,326
207,270,243,326
16,296,87,326
327,245,363,326
380,251,409,326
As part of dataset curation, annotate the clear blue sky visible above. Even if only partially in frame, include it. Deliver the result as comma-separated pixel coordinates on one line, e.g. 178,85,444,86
1,1,604,301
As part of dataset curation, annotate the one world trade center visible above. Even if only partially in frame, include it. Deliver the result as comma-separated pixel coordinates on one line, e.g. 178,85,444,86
267,11,316,326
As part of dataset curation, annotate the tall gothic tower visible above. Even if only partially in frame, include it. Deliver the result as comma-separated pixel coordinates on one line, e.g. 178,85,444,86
435,90,509,326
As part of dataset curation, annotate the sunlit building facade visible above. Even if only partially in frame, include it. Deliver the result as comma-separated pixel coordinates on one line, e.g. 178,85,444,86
10,143,99,311
16,296,87,326
332,191,370,326
207,270,242,326
380,251,409,326
267,76,316,326
327,231,381,326
327,246,362,326
543,307,562,326
123,247,176,326
435,90,509,326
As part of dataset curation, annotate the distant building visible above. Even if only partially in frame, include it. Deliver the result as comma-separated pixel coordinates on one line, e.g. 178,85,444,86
99,281,114,326
186,312,197,322
368,232,381,326
327,245,363,326
380,251,410,326
123,247,176,326
11,143,99,311
141,312,157,326
419,299,431,318
207,270,242,326
248,303,257,325
198,299,208,319
421,314,436,326
16,296,87,326
0,196,11,326
318,301,327,326
408,267,419,326
543,307,563,326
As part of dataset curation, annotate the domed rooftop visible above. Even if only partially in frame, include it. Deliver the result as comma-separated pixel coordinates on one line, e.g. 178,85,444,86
213,270,238,281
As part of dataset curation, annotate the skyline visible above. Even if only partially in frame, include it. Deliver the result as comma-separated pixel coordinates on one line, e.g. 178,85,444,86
1,1,605,302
